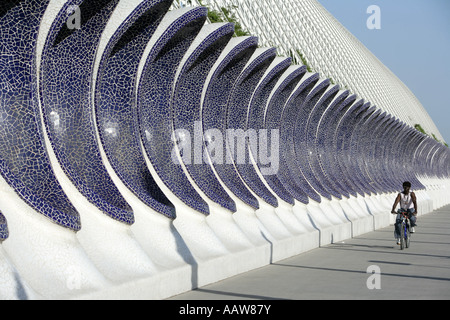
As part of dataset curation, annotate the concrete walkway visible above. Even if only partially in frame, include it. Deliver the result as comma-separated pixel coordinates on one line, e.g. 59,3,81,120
169,205,450,300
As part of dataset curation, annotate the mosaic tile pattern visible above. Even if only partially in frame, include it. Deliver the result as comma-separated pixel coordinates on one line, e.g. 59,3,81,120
273,71,319,204
0,211,8,242
332,99,367,197
346,105,379,195
172,23,237,213
294,79,337,200
246,57,295,206
198,0,445,144
201,36,260,210
298,82,343,200
39,0,135,224
313,90,352,198
263,67,306,204
365,112,390,191
340,103,376,196
0,0,448,244
137,7,211,215
0,0,80,230
94,0,176,219
226,47,278,208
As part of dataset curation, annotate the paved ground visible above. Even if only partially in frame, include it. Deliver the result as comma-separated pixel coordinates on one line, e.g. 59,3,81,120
169,204,450,300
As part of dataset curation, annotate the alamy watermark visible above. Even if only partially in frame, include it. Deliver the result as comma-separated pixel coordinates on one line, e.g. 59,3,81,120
65,266,82,291
366,265,381,290
367,5,381,30
66,5,81,30
167,121,280,175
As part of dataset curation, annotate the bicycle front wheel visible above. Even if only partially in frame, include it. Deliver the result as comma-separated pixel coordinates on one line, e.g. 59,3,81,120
406,224,411,248
400,222,405,250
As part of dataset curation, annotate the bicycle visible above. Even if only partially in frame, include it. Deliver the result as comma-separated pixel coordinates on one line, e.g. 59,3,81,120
397,209,411,250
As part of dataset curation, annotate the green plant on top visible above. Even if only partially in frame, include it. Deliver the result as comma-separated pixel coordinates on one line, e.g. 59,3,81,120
296,49,312,72
197,1,250,37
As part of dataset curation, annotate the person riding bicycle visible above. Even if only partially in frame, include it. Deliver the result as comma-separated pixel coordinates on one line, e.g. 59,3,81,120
391,181,418,245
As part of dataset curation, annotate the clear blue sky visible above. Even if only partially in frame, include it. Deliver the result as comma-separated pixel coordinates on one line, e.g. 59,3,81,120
318,0,450,144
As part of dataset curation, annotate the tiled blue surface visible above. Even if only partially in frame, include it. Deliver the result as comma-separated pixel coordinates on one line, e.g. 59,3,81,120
303,83,343,200
172,23,237,213
264,68,310,204
0,0,448,240
375,115,399,191
384,119,407,189
363,111,392,192
94,0,176,219
0,0,80,230
201,37,260,210
342,103,376,196
226,48,279,208
0,211,8,242
276,72,322,203
333,99,367,197
392,122,425,189
347,106,380,195
293,79,336,200
313,90,352,198
39,0,134,224
137,7,211,215
247,58,295,206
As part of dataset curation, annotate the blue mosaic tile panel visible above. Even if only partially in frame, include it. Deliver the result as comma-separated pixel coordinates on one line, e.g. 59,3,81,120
94,0,176,219
201,37,260,210
407,133,428,184
226,47,279,208
414,139,429,178
383,119,408,190
137,7,211,215
407,130,427,188
303,84,345,199
391,123,416,187
428,141,446,177
293,79,336,200
1,0,448,242
341,103,376,196
373,115,399,192
0,211,8,242
405,128,428,190
333,99,368,197
347,107,380,195
313,90,352,198
369,113,394,191
382,118,402,188
272,71,321,204
373,115,415,191
361,111,392,192
246,57,295,206
265,68,312,204
394,123,425,189
320,93,360,197
39,0,134,224
0,0,80,230
434,142,450,178
172,23,237,213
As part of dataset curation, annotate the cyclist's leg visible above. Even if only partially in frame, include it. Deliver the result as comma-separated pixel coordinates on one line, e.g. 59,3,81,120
408,208,417,227
407,209,416,234
394,214,402,243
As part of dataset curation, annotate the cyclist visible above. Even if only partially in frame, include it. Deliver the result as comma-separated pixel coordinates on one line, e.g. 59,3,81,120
391,181,418,245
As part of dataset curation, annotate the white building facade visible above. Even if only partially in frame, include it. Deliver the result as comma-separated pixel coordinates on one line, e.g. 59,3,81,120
172,0,445,143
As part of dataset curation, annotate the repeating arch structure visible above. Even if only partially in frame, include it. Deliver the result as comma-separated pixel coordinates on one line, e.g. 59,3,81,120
0,0,448,299
0,211,7,242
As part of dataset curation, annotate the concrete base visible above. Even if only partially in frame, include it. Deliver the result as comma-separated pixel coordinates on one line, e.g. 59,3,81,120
2,175,449,300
